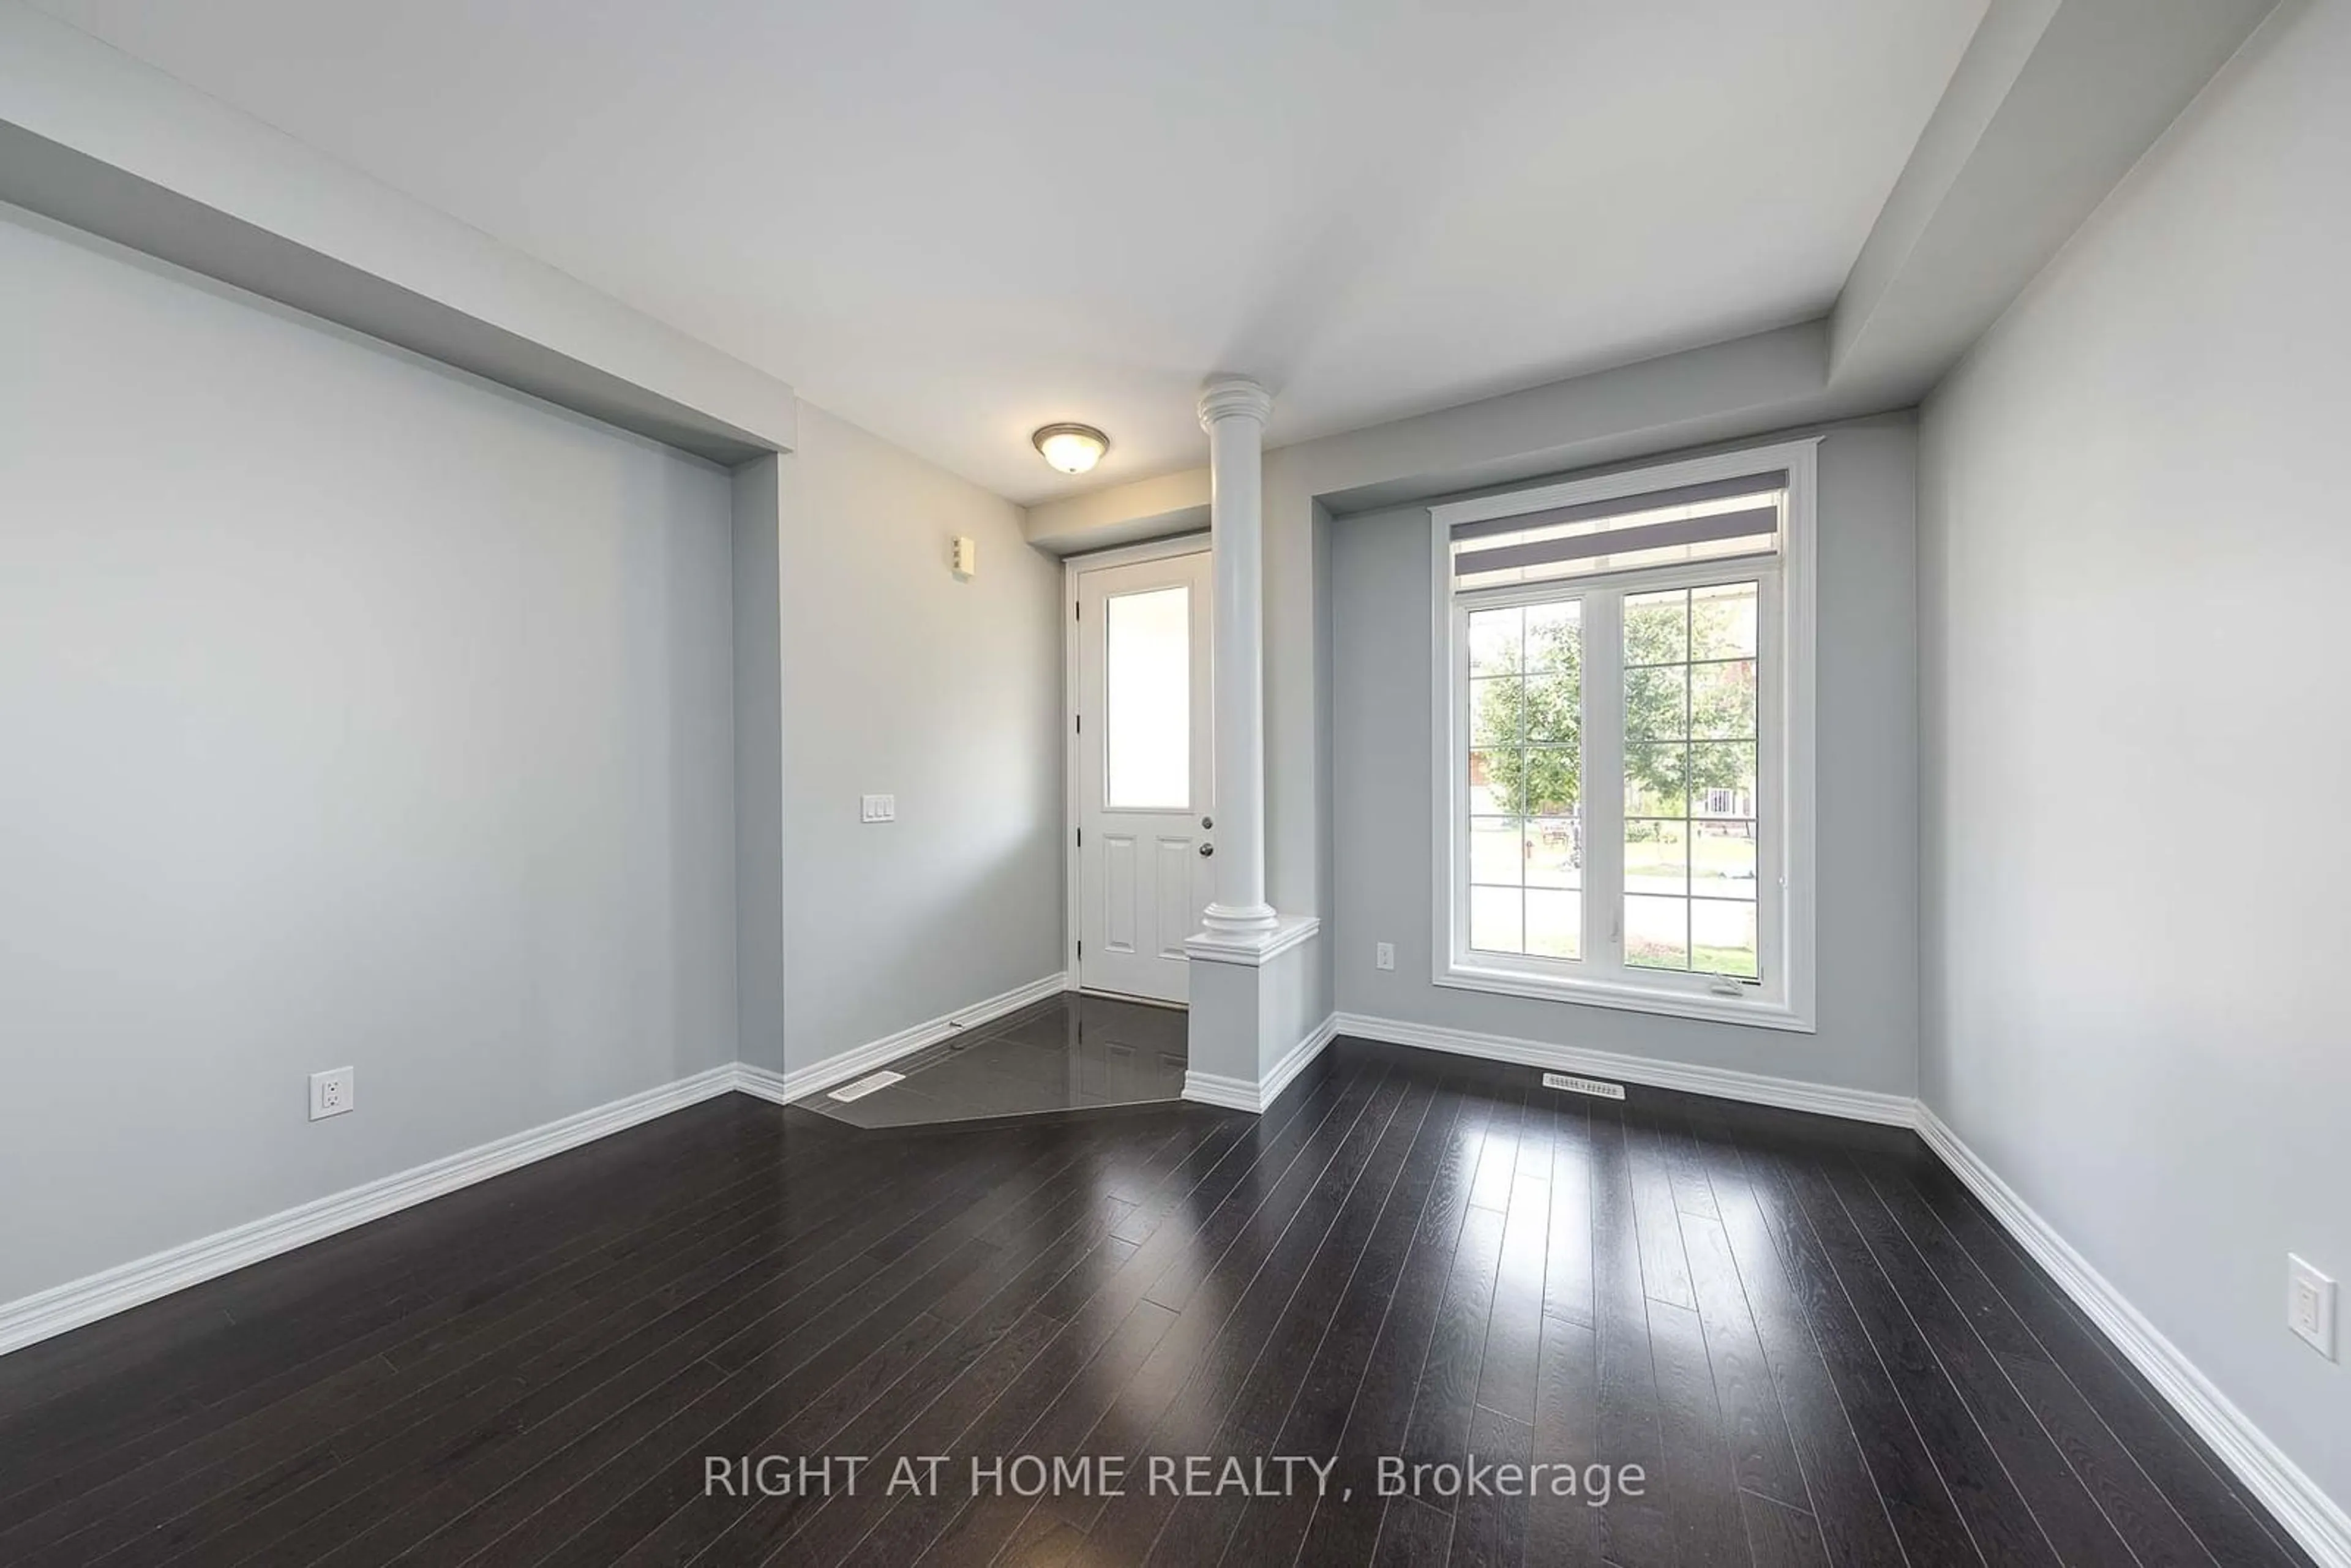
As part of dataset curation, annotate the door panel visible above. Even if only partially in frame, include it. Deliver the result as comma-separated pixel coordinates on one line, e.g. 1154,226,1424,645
1153,836,1198,959
1104,833,1136,951
1075,550,1212,1003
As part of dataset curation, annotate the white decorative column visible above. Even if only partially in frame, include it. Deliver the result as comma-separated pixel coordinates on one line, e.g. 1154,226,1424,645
1195,377,1279,939
1183,378,1327,1115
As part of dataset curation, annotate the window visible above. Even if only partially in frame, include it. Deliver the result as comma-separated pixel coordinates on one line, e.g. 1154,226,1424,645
1103,585,1191,809
1433,441,1815,1030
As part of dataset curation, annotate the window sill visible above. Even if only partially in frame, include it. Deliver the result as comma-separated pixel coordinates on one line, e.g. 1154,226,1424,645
1435,962,1815,1033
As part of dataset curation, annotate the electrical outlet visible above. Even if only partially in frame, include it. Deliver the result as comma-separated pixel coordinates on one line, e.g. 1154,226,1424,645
860,793,896,823
2288,1255,2336,1360
1374,942,1395,971
309,1067,355,1121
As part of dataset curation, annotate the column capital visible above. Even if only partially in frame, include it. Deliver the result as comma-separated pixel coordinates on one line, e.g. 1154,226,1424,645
1196,377,1272,430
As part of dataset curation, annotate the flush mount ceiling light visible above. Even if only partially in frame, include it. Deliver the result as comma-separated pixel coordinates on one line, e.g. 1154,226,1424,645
1032,422,1109,475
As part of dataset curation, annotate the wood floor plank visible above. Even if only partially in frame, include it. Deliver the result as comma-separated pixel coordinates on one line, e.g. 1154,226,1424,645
510,1114,1232,1568
1589,1101,1676,1568
150,1131,1092,1566
1449,1404,1532,1568
1647,1294,1749,1566
345,1130,1210,1568
1049,1067,1412,1566
377,1123,1138,1568
0,1096,766,1419
1624,1103,1698,1311
1681,1211,1809,1511
747,1057,1392,1568
1771,1146,2058,1566
1126,1078,1440,1568
1291,1078,1495,1568
1521,1092,1603,1564
1681,1106,1907,1568
1215,1080,1471,1568
0,1111,844,1509
1467,1080,1526,1215
1744,1487,1831,1567
0,1032,2312,1568
4,1114,997,1566
1373,1494,1455,1567
0,1101,809,1501
1523,1308,1603,1567
1397,1202,1506,1499
1817,1154,2142,1568
1898,1158,2313,1568
1730,1138,1983,1568
1472,1171,1550,1427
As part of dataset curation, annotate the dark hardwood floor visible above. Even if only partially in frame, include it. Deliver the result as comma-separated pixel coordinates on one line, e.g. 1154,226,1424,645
0,1038,2315,1567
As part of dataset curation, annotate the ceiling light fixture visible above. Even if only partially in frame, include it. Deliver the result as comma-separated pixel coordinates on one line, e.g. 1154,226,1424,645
1032,422,1109,475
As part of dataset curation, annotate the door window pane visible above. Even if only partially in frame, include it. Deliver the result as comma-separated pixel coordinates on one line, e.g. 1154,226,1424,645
1104,587,1189,809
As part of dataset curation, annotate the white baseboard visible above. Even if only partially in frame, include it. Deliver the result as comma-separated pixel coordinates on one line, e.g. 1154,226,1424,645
0,1063,739,1357
1328,1011,1916,1126
9,981,2337,1568
1916,1108,2351,1568
733,971,1069,1107
1178,1070,1259,1112
1262,1013,1340,1107
1183,1013,1338,1114
1320,1013,2343,1562
0,970,1071,1359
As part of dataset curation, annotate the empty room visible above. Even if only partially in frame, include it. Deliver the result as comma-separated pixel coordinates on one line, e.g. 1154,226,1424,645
2,1,2345,1564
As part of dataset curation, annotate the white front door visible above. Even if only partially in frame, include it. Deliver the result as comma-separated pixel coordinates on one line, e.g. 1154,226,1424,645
1073,550,1213,1004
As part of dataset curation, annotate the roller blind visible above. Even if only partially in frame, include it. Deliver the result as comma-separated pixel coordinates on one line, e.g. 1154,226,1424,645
1450,469,1787,587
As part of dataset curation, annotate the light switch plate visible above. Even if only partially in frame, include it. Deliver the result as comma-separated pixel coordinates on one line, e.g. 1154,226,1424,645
860,793,896,823
2288,1254,2336,1359
1374,942,1395,971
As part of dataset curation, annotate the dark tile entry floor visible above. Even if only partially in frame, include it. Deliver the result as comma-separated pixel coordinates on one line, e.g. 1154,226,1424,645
794,992,1188,1128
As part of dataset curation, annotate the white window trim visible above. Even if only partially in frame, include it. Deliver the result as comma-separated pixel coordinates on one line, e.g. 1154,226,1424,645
1428,438,1818,1033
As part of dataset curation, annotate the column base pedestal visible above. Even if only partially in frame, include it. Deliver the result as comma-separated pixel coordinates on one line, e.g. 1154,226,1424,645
1182,916,1330,1113
1198,900,1280,938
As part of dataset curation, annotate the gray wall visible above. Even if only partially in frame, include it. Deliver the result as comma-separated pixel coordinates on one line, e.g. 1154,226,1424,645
731,456,787,1070
758,404,1064,1075
1919,0,2350,1510
0,209,739,1303
1331,416,1920,1094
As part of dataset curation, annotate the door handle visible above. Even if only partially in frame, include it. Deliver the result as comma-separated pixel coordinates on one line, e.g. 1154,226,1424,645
1198,843,1214,857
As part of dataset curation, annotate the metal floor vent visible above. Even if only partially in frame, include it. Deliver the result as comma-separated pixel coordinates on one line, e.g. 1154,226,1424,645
827,1069,907,1103
1542,1071,1627,1100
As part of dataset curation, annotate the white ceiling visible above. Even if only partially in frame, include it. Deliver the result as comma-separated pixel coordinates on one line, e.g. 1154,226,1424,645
34,0,1984,504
